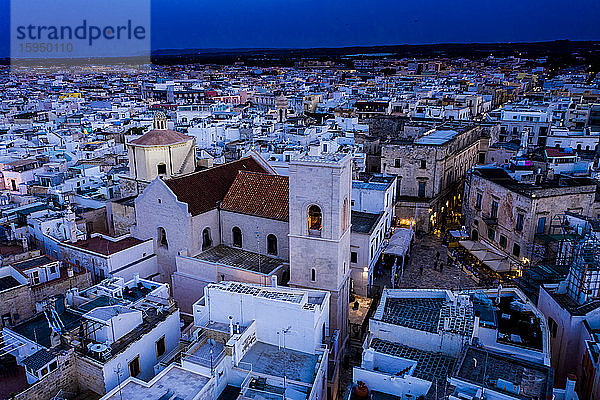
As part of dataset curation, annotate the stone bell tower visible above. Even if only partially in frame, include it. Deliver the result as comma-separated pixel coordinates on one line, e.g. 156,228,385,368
154,111,167,130
288,153,352,348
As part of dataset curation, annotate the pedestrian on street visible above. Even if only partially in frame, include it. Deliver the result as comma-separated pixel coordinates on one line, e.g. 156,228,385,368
439,262,444,273
419,265,424,275
434,261,438,271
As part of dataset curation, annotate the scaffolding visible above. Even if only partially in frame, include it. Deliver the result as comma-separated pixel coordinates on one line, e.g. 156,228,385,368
531,213,586,269
566,234,600,305
512,214,595,302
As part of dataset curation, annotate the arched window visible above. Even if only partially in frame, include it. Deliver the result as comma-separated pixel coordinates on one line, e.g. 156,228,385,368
267,234,278,256
157,227,168,249
308,205,322,236
311,268,316,282
472,229,479,241
232,227,242,248
202,227,212,250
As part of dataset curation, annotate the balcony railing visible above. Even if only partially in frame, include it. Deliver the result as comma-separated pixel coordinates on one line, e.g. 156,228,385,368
482,213,498,225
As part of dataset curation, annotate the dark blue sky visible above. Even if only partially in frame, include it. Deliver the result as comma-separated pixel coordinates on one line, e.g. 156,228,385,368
1,0,599,56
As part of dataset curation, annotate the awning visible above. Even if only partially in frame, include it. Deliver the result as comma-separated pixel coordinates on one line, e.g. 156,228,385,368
459,240,513,272
385,228,414,257
459,240,487,252
449,230,469,239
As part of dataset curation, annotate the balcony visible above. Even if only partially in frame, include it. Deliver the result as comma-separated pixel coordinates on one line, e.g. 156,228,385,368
482,213,498,226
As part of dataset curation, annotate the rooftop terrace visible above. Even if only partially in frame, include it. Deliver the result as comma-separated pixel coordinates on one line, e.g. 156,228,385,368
0,275,22,291
381,297,444,333
455,346,552,400
103,365,210,400
370,338,456,383
238,341,320,384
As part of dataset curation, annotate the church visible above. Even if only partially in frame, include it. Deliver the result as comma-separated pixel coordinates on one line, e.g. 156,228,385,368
132,152,352,342
120,112,197,197
105,114,372,399
130,148,353,399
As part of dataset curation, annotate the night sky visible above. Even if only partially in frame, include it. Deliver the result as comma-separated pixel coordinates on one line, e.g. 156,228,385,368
1,0,599,56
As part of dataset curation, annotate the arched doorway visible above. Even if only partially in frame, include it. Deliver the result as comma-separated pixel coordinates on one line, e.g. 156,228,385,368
202,228,212,250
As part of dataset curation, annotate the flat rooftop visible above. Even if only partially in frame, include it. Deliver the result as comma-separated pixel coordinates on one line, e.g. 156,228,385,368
474,167,597,195
187,340,226,367
381,297,445,333
351,211,382,235
68,236,143,255
547,288,600,316
12,309,82,348
103,365,210,400
77,295,122,312
414,129,459,145
294,153,348,164
208,281,327,310
12,255,55,270
196,245,286,274
455,346,552,400
239,341,320,384
370,338,456,383
352,181,389,192
0,275,22,291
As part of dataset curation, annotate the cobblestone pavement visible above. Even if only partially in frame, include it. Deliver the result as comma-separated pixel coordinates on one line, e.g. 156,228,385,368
395,233,478,290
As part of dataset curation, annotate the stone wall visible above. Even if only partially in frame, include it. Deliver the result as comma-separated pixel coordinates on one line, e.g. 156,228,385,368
363,116,407,140
107,200,136,237
15,350,79,400
80,207,109,235
31,270,93,304
134,179,193,284
75,355,106,396
219,210,290,260
0,284,36,325
2,250,43,266
463,171,597,262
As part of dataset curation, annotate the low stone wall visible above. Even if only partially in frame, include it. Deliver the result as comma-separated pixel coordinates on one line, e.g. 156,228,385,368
31,270,93,303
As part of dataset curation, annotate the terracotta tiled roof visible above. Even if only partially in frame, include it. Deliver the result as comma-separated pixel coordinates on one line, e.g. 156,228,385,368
221,171,289,221
68,237,144,255
164,157,269,216
129,129,193,146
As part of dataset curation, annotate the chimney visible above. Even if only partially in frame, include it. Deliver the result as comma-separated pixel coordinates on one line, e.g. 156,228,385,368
21,237,28,252
50,331,61,348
